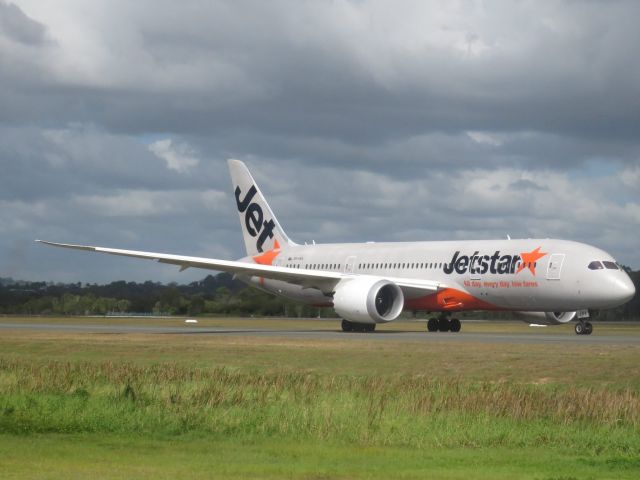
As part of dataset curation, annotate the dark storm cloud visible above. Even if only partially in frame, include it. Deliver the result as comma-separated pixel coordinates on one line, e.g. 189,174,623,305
4,1,640,147
1,1,639,281
0,0,46,45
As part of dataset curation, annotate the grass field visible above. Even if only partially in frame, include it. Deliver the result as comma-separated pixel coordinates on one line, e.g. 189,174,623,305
1,316,639,479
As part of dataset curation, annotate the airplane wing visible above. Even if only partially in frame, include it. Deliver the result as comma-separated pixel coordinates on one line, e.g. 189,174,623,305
36,240,440,296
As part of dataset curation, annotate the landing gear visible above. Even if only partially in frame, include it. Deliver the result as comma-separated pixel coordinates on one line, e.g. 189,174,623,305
438,317,450,332
575,320,593,335
341,319,375,333
427,318,438,332
427,316,462,333
450,318,461,333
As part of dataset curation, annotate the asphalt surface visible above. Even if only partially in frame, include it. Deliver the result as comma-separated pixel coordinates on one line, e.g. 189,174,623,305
1,322,638,345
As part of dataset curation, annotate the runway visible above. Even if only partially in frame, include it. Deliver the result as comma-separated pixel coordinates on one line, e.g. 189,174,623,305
1,321,638,345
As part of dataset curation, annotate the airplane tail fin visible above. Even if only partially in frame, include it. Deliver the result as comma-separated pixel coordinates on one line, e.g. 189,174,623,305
227,159,296,257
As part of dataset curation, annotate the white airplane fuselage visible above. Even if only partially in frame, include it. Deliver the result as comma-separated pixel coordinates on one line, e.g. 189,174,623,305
242,238,635,314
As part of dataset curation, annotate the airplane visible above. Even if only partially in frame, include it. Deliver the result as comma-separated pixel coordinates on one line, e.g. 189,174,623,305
38,159,635,335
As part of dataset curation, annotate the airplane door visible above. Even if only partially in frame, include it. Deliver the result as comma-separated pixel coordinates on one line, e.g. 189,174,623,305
344,256,356,274
546,253,565,280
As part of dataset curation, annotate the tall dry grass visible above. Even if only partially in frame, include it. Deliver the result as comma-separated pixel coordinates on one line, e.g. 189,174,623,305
1,358,638,450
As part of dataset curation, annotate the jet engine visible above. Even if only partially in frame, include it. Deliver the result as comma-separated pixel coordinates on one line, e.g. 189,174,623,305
333,278,404,324
516,311,577,325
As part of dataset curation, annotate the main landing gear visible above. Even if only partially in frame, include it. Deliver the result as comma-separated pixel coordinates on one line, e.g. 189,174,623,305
341,319,376,333
427,315,461,333
575,320,593,335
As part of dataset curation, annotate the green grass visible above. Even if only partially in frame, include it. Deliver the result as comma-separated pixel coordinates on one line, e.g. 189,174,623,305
2,434,640,479
2,359,637,438
0,317,639,478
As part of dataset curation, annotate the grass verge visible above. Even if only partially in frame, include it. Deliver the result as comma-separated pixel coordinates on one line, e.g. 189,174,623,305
0,318,639,478
2,433,640,479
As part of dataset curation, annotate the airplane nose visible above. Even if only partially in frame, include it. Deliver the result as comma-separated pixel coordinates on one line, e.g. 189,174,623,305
613,273,636,305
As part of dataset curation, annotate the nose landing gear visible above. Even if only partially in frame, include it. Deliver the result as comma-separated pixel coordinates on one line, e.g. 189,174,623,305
575,320,593,335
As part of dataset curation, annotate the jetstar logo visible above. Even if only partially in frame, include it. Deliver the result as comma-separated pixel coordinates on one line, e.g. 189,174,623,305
235,184,277,253
253,239,281,265
443,247,547,276
516,247,547,275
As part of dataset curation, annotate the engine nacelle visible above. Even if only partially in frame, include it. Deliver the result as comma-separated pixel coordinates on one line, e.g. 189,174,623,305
333,278,404,324
516,311,577,325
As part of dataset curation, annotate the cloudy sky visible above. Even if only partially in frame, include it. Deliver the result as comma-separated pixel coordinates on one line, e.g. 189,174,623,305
1,0,639,283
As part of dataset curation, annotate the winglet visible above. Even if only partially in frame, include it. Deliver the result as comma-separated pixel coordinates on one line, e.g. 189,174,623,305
35,240,98,252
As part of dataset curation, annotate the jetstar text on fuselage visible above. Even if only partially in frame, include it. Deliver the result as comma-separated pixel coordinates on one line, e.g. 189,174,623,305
443,250,546,276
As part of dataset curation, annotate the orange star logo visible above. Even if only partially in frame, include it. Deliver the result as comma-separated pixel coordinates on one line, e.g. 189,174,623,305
252,239,281,265
516,246,547,276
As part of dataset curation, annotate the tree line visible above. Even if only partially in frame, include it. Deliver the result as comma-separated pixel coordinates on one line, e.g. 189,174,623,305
0,274,333,317
0,269,638,320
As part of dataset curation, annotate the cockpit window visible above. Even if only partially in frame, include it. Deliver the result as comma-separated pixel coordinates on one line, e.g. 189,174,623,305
602,261,619,270
588,261,603,270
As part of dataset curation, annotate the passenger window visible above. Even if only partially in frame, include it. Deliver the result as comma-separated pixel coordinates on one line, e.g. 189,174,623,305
603,261,619,270
588,261,603,270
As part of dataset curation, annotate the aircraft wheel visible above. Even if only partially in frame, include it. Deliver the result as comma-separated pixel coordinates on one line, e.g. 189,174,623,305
575,322,584,335
584,322,593,335
353,322,367,333
366,324,376,333
450,318,461,333
427,318,438,332
341,319,353,332
438,318,451,332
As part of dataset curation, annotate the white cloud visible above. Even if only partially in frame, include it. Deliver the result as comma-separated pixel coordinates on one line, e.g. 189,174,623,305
70,188,224,217
621,165,640,188
148,139,200,173
467,131,503,147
